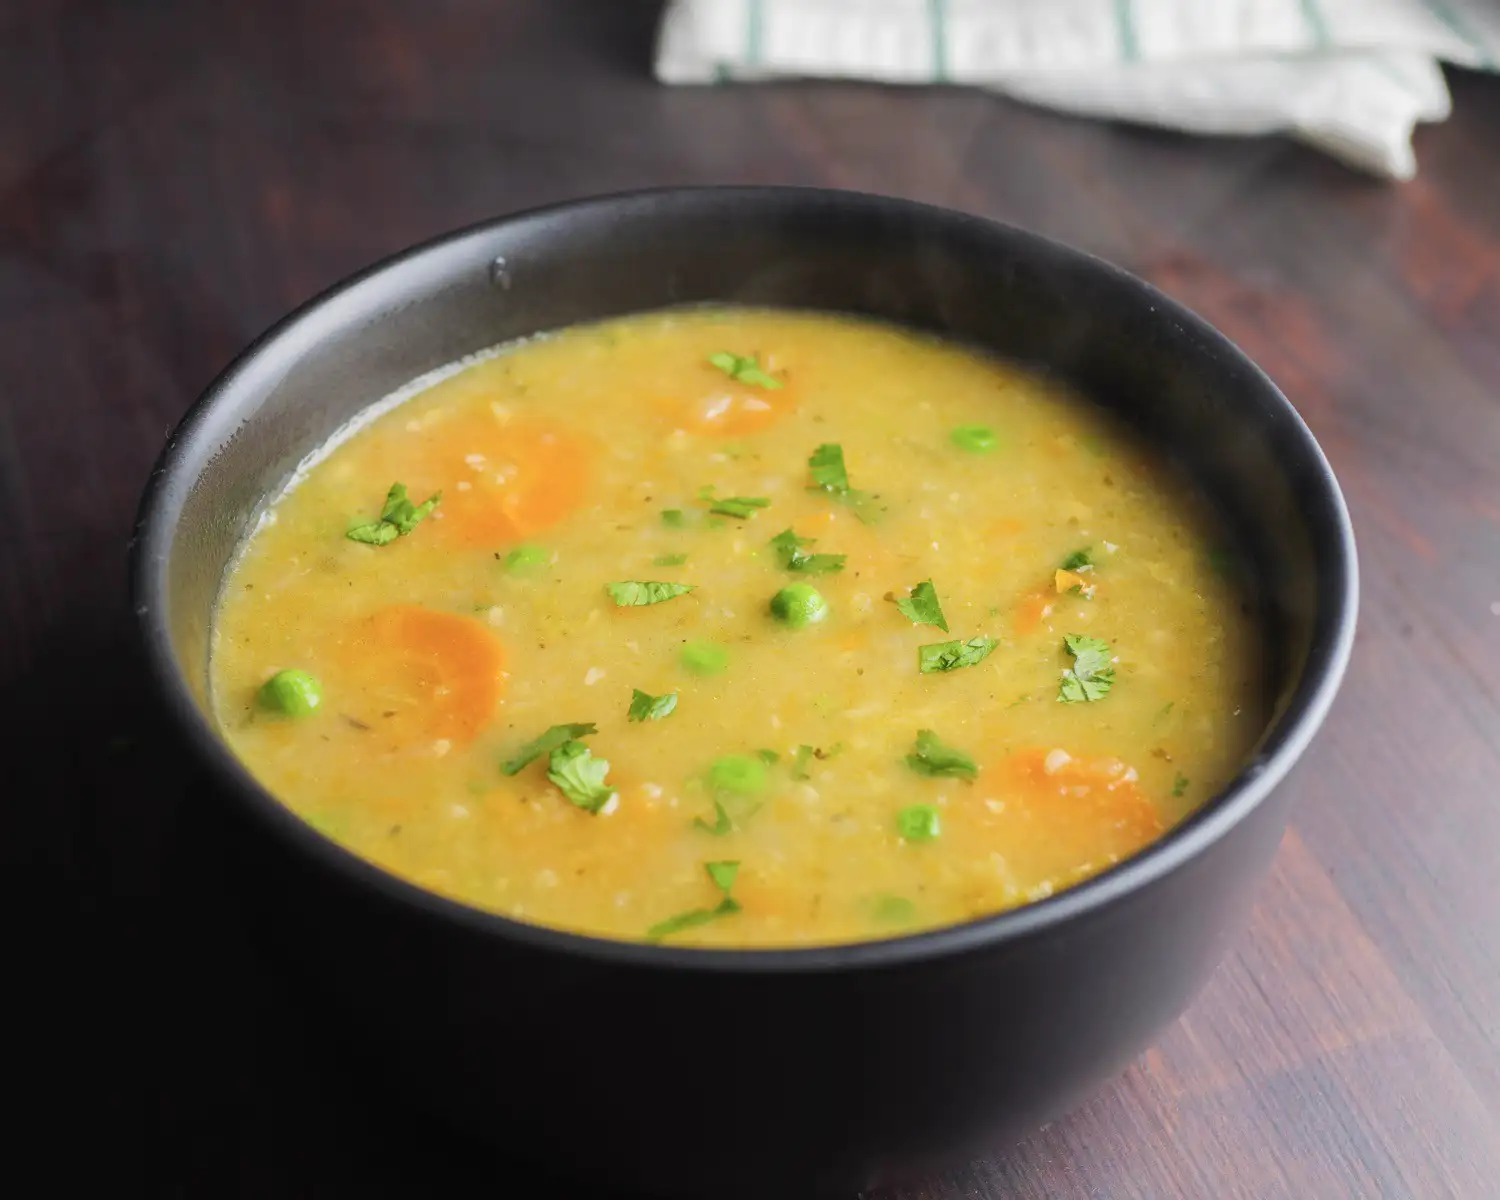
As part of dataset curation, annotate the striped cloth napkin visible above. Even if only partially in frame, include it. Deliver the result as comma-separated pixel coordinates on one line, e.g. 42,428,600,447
655,0,1500,179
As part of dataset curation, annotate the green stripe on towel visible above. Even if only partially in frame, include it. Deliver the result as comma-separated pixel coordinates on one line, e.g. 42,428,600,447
1422,0,1495,68
1114,0,1140,63
1299,0,1331,48
929,0,949,82
745,0,764,68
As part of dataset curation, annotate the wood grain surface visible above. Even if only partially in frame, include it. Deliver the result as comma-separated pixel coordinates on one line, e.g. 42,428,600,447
8,1,1499,1196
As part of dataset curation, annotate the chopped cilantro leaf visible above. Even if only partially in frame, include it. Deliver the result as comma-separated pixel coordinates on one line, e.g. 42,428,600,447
1172,773,1190,798
505,545,550,571
894,580,949,632
546,740,617,813
950,425,998,454
346,521,398,546
694,799,733,836
661,509,687,529
607,581,696,606
769,527,846,575
627,689,678,722
790,744,815,781
1060,547,1094,572
904,729,978,781
755,748,779,765
917,636,997,674
806,443,881,524
807,443,850,493
645,897,740,941
501,722,597,775
1058,633,1115,703
708,495,771,520
645,860,744,941
346,482,441,545
708,754,768,795
707,351,783,389
645,906,720,939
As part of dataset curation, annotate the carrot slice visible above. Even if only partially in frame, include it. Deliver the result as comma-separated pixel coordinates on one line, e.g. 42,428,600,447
334,605,504,746
1014,591,1053,636
409,411,593,546
1000,748,1164,846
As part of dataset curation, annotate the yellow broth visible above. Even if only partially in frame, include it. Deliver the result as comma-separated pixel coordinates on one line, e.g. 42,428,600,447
212,308,1265,947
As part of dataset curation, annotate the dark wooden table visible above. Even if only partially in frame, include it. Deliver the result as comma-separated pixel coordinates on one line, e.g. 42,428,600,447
10,1,1499,1195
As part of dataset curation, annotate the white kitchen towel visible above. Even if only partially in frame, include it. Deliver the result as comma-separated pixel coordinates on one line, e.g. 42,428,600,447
655,0,1500,179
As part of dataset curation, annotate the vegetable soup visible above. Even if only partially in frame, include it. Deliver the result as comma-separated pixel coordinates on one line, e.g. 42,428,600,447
212,308,1265,947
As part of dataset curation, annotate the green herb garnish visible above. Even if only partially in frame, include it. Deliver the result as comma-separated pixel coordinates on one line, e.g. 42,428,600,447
694,799,733,836
504,545,550,571
1058,634,1115,703
1060,548,1094,572
627,689,678,722
645,860,744,941
1172,773,1190,798
917,636,996,674
790,744,816,780
708,754,768,796
808,443,850,492
607,581,696,606
894,580,949,632
501,722,598,776
708,496,771,520
546,740,617,813
653,553,688,567
662,509,687,529
755,748,779,765
950,425,998,454
346,482,441,545
904,729,978,781
896,805,942,842
769,528,846,575
707,351,783,389
806,443,879,524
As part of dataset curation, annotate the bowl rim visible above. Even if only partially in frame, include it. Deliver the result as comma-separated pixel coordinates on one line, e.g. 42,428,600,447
130,184,1359,974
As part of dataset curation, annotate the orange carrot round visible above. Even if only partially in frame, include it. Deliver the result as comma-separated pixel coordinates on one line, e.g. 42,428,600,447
408,411,593,545
335,605,504,746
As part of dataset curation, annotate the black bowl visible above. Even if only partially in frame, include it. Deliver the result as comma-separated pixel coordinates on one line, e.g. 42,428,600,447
131,187,1356,1196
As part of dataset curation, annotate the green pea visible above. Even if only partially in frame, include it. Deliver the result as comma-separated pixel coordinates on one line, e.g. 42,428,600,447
707,754,767,795
258,669,323,717
681,641,729,676
769,583,829,629
504,545,550,571
950,425,998,454
896,804,941,842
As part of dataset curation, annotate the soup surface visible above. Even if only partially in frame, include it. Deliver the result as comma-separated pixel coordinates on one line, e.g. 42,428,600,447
213,308,1264,947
